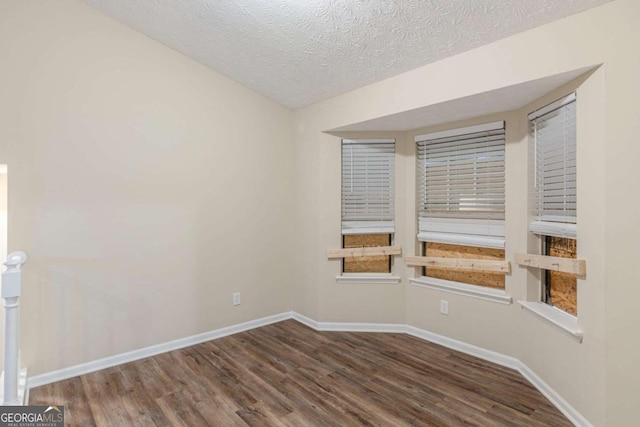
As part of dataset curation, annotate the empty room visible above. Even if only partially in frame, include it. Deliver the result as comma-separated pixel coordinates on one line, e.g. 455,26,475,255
0,0,638,426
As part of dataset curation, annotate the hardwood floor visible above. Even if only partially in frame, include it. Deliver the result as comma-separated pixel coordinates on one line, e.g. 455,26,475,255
30,320,572,426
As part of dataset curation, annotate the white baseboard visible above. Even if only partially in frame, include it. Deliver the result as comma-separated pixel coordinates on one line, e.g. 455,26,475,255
291,312,403,333
27,312,291,389
26,310,590,426
404,326,520,370
292,316,590,427
318,321,405,333
290,312,318,329
516,361,592,427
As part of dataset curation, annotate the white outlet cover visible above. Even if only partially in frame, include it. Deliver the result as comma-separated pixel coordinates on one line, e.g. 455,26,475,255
440,300,449,315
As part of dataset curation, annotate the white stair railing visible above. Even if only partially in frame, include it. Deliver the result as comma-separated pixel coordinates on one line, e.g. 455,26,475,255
1,251,27,405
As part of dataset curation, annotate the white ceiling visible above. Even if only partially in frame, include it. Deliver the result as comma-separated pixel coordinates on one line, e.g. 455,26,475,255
330,66,596,132
84,0,612,109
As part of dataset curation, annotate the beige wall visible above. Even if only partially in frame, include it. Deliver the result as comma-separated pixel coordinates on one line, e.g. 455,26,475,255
603,3,640,424
1,0,638,425
0,0,293,376
293,1,640,425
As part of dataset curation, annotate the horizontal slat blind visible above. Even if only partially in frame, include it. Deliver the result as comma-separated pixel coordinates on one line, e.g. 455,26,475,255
341,139,395,234
529,94,577,238
416,122,505,248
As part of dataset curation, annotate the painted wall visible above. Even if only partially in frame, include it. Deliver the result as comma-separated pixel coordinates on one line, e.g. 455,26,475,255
0,0,637,425
602,3,640,424
0,1,293,376
293,1,639,425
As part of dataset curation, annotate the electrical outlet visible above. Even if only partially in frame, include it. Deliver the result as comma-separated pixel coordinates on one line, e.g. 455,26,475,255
233,292,241,306
440,300,449,315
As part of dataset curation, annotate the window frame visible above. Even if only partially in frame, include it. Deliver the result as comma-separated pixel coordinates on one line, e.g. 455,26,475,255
517,92,582,340
528,93,578,317
414,121,508,291
338,138,398,279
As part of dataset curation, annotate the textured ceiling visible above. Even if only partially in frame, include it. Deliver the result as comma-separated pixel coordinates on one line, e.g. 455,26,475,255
84,0,612,109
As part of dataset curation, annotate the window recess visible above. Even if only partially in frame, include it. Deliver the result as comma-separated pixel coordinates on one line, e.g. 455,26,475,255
329,234,401,275
517,236,582,316
520,93,581,317
332,139,400,274
412,121,507,289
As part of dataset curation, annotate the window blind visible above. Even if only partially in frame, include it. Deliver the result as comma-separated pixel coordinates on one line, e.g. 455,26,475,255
341,139,395,234
416,121,505,249
529,93,577,239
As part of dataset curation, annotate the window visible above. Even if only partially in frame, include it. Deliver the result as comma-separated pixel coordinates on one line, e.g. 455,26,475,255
542,236,577,315
342,234,392,273
341,139,395,273
529,93,577,315
416,122,506,288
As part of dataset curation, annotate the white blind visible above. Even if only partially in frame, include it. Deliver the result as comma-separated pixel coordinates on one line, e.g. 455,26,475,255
341,139,395,234
416,121,505,249
529,93,577,239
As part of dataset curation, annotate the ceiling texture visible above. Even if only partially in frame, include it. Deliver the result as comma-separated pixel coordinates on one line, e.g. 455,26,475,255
84,0,611,109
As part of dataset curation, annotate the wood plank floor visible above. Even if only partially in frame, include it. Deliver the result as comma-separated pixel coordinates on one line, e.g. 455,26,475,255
30,320,572,426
